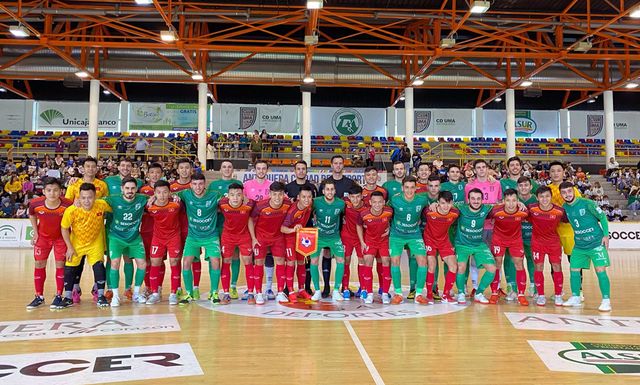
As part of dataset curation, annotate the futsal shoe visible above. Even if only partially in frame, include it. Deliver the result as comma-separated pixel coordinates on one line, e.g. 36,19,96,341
536,296,546,307
50,295,63,309
489,293,499,304
456,293,467,305
247,294,256,305
192,288,201,300
97,295,110,307
241,290,249,300
26,296,45,309
598,299,612,312
407,290,416,300
332,290,344,302
517,295,529,306
311,291,322,302
467,288,476,298
146,293,160,305
498,288,508,298
322,286,330,299
255,293,266,305
220,293,231,305
124,288,133,301
474,293,489,304
288,292,298,302
414,294,429,305
360,290,368,303
381,293,391,304
56,297,73,309
134,293,147,304
528,286,537,298
355,287,362,298
562,296,582,307
554,295,564,307
432,289,441,302
343,290,351,301
72,289,81,304
276,292,289,303
110,295,121,307
580,290,585,302
105,289,113,302
179,295,193,305
211,292,221,304
505,291,517,302
298,289,312,300
441,293,456,303
266,289,276,301
390,294,404,305
168,293,178,305
229,287,239,300
364,293,374,304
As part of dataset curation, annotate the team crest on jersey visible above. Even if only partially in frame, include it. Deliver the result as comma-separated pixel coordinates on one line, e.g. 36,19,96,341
399,207,404,212
579,208,586,216
117,205,122,209
206,201,212,208
38,210,45,215
135,204,141,210
415,207,420,213
335,209,340,215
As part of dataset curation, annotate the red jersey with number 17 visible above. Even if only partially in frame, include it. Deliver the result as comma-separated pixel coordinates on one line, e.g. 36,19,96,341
489,205,529,247
251,199,292,240
282,203,313,242
218,197,255,235
29,197,73,240
139,184,155,234
361,185,388,206
341,200,367,241
146,201,182,239
527,203,567,247
422,207,459,245
357,206,393,246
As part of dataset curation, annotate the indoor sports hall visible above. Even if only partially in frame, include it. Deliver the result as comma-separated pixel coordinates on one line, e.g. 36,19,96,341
1,1,640,385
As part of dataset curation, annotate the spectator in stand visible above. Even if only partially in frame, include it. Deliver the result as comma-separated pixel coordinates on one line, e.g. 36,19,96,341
592,181,604,198
606,156,620,178
22,176,34,193
250,132,262,165
366,144,375,167
115,135,129,158
55,137,65,155
4,175,22,194
1,199,14,218
611,204,627,222
239,132,249,158
206,138,215,170
134,136,151,160
4,161,16,174
15,203,28,219
68,136,80,157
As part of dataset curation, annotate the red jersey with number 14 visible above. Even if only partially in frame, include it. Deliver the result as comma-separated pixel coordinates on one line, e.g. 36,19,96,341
422,207,459,245
251,199,292,240
146,201,182,239
527,203,567,247
341,200,367,241
282,203,313,242
219,197,255,235
357,206,393,246
489,205,528,247
29,197,73,240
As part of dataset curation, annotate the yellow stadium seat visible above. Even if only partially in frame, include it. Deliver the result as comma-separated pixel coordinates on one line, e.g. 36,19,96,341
339,136,347,141
516,150,521,155
284,135,292,140
324,136,332,140
454,150,463,155
553,150,561,155
394,137,403,142
499,143,506,149
23,143,32,149
479,149,488,155
517,138,525,142
341,142,349,148
292,141,300,146
334,148,342,153
284,147,292,153
122,132,130,137
357,142,366,148
421,143,430,149
364,136,372,142
548,138,556,143
616,151,625,157
373,142,382,149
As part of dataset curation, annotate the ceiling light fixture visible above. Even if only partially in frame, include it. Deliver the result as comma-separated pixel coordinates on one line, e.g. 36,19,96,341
135,0,153,4
75,71,89,78
0,88,6,93
587,97,596,103
9,25,29,37
625,82,639,89
630,6,640,18
412,78,424,86
303,76,315,84
521,80,533,87
399,95,405,101
440,38,456,48
573,41,592,52
191,73,204,81
103,89,111,95
495,96,502,102
160,29,177,42
306,0,323,10
470,1,490,14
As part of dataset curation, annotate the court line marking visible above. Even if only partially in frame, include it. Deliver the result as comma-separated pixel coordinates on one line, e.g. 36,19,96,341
344,320,385,385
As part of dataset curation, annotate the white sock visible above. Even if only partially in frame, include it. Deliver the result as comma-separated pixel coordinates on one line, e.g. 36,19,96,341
113,288,120,297
265,266,274,290
134,286,140,295
469,257,479,289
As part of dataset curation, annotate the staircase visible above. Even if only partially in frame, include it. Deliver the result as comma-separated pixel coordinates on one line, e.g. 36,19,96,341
589,174,636,220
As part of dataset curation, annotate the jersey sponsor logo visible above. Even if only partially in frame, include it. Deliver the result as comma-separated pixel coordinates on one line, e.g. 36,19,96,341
0,343,202,384
504,313,640,335
0,314,180,342
529,340,640,375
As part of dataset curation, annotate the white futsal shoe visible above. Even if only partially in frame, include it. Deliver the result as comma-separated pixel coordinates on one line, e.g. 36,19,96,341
598,299,612,312
563,296,582,307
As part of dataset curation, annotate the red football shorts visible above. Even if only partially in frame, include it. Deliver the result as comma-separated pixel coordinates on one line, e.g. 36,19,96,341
254,236,285,259
491,243,524,258
221,233,253,258
426,241,455,259
150,235,183,259
363,239,390,258
284,237,306,263
531,242,563,264
343,237,363,259
34,237,67,262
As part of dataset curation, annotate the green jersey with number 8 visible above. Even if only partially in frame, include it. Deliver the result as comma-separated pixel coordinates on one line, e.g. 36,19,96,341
176,189,221,238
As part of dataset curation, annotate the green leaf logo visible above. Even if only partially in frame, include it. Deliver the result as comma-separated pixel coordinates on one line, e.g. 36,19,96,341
40,109,64,125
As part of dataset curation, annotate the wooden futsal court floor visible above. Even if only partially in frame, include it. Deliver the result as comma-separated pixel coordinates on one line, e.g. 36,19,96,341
0,248,639,385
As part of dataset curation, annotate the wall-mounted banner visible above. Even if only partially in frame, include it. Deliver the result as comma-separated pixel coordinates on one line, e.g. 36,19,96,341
129,103,200,131
214,103,299,134
311,107,386,137
36,102,120,131
396,108,473,137
569,111,640,139
234,167,387,189
483,109,559,137
0,99,29,131
0,219,34,248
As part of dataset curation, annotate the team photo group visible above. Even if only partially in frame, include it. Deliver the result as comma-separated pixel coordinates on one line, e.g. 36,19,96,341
26,154,613,313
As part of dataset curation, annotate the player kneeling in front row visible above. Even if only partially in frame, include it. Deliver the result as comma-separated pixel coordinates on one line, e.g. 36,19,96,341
559,182,612,312
59,183,111,308
145,180,184,305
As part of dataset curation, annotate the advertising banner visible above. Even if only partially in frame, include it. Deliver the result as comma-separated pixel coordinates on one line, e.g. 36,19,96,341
0,99,28,131
396,108,473,137
0,219,32,248
36,101,120,131
234,167,387,189
483,110,559,137
129,103,200,131
310,107,386,137
608,221,640,249
214,103,299,134
569,110,640,139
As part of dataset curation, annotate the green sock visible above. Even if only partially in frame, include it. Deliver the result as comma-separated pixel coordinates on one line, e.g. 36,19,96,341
526,254,536,293
210,264,221,292
456,273,466,293
570,270,581,296
391,266,402,295
311,264,320,291
596,271,610,299
409,257,417,291
134,267,145,287
124,261,134,288
415,266,427,295
334,262,345,291
183,269,194,295
231,258,241,287
477,270,496,293
433,261,440,290
109,269,119,289
504,253,516,292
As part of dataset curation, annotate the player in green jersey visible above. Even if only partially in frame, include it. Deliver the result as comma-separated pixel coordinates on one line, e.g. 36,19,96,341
382,161,406,200
516,176,538,298
440,164,466,204
388,176,429,305
310,180,346,302
454,188,497,305
174,174,223,304
559,182,612,312
102,177,149,307
206,160,243,299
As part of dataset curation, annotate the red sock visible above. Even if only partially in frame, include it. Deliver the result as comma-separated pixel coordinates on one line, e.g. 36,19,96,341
376,260,384,290
516,269,526,295
362,266,373,293
171,264,181,294
55,267,64,295
244,263,255,292
444,271,456,295
342,263,350,290
221,262,231,292
534,271,544,296
275,264,286,292
426,272,435,298
552,271,564,296
285,264,295,292
382,265,391,293
490,268,501,293
296,263,306,291
159,262,166,287
254,265,264,293
144,262,151,288
34,267,46,296
149,265,160,293
192,261,202,287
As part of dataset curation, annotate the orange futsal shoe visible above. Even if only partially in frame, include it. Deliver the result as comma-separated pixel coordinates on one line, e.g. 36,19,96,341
414,294,429,305
297,290,312,300
124,288,133,301
390,294,404,305
288,292,298,302
104,289,113,302
517,295,529,306
489,293,499,304
497,288,507,298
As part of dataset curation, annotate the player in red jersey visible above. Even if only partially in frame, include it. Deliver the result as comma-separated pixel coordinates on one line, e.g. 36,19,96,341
219,183,255,305
528,185,568,307
139,162,163,294
281,185,314,302
356,191,393,304
248,182,291,305
361,166,388,205
422,190,459,304
26,177,73,309
488,189,530,306
416,163,432,194
341,185,367,300
144,180,183,305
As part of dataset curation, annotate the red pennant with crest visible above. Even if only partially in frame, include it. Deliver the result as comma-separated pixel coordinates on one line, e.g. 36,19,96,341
295,227,318,257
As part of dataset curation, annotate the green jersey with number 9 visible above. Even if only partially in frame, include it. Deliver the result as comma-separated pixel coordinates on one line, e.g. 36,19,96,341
455,204,492,247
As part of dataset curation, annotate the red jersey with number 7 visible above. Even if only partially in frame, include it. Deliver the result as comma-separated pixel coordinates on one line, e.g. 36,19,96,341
489,204,528,247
